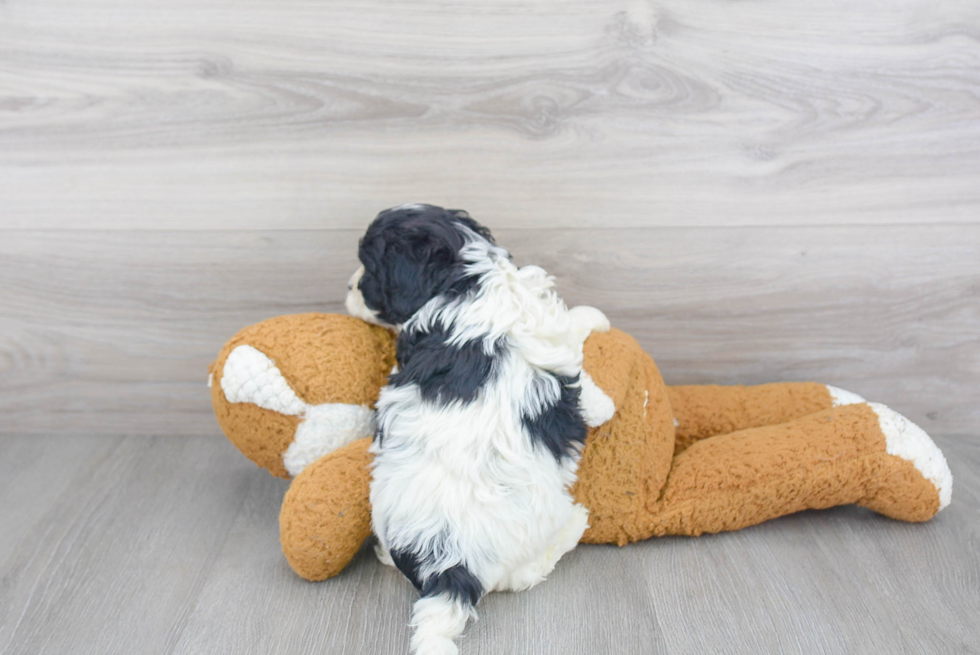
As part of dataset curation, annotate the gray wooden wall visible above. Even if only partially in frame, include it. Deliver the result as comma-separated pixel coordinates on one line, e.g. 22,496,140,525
2,0,978,437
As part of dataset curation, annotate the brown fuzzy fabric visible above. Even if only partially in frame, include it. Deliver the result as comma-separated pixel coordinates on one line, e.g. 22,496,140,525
210,395,299,479
210,313,945,580
580,328,636,410
209,313,395,478
668,382,833,455
280,438,375,580
860,452,941,522
574,329,674,546
635,403,940,538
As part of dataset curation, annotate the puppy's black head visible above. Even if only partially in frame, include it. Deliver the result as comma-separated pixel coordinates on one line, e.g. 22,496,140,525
356,204,494,325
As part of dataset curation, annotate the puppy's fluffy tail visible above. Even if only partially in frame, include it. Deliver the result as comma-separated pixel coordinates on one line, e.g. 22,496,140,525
410,593,477,655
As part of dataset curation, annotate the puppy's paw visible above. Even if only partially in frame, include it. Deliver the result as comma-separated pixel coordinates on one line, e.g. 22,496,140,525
569,305,610,334
579,371,616,427
557,503,591,555
497,504,591,592
374,542,396,568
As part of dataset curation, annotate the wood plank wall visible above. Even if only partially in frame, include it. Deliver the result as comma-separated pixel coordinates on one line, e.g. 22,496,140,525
2,0,978,436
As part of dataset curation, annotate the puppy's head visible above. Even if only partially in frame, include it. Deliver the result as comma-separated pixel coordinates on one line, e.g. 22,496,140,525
346,204,494,326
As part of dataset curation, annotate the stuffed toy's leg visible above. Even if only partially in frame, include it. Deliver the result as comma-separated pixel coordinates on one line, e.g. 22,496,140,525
632,402,952,540
667,382,864,454
279,437,375,580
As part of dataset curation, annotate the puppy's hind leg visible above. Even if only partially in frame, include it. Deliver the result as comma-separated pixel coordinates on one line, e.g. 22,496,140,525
497,503,590,592
374,541,397,568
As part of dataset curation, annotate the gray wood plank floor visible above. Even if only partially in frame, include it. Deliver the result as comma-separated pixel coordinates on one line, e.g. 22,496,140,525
2,0,978,652
0,432,976,655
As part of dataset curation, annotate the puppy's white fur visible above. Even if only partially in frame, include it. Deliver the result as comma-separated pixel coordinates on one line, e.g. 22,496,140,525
345,265,387,327
348,230,611,655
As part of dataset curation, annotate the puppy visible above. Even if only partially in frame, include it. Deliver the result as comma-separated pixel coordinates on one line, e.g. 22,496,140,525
345,204,614,655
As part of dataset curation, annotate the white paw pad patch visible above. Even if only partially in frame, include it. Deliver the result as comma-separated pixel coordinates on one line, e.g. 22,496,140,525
868,402,953,511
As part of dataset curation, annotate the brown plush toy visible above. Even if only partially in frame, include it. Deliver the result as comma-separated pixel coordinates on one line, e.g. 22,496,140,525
210,312,952,582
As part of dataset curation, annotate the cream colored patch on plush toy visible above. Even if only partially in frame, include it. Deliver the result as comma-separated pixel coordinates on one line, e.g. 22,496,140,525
222,345,307,415
284,404,377,477
221,344,377,476
869,403,953,511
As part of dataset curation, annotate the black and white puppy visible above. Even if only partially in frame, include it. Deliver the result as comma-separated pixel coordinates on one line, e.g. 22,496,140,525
345,204,614,655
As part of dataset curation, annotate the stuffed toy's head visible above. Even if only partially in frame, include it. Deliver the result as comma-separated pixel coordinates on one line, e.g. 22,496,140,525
209,313,395,478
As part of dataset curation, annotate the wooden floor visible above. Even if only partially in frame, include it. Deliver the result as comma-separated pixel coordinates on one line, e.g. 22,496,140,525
0,432,977,655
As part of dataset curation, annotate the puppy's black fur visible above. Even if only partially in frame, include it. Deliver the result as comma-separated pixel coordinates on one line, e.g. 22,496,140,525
391,323,504,406
521,374,587,462
359,204,587,464
357,205,495,325
358,204,595,649
390,546,484,605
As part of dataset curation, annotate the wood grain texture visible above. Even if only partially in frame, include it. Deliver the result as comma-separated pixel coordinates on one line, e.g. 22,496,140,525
0,433,977,654
2,2,977,652
1,0,979,229
1,225,976,437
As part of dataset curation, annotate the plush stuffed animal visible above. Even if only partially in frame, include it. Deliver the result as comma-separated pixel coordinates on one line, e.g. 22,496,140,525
210,312,952,582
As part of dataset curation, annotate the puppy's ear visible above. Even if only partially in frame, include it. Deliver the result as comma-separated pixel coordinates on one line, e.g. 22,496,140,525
357,205,496,324
357,223,463,325
380,236,459,324
448,209,495,245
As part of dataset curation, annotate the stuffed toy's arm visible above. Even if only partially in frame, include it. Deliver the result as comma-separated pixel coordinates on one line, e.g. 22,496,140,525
569,305,616,427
